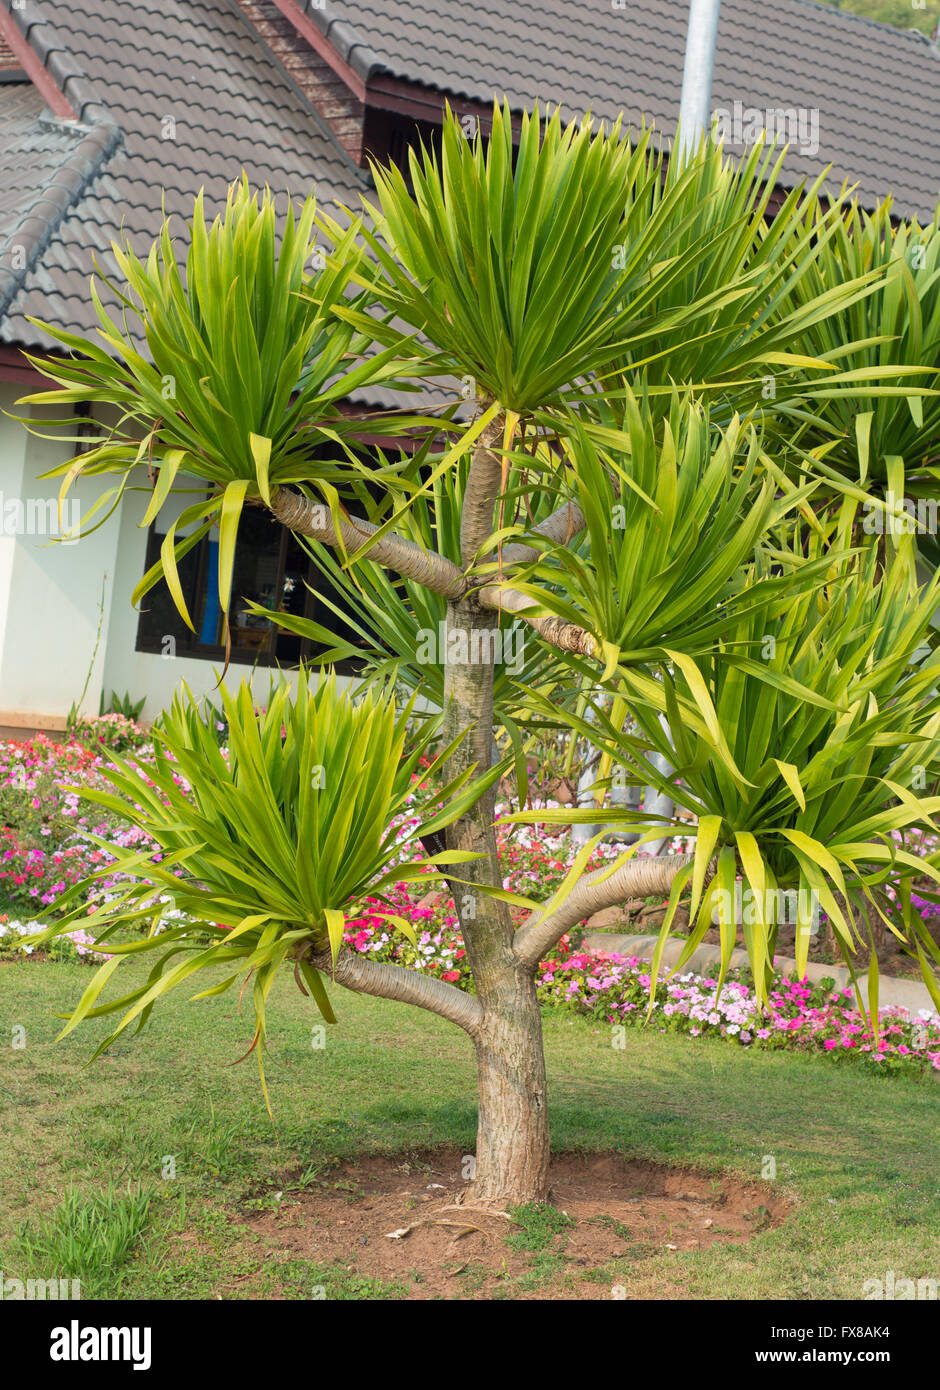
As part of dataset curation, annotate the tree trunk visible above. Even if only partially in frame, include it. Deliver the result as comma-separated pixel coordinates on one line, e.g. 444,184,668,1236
441,582,552,1205
471,960,550,1202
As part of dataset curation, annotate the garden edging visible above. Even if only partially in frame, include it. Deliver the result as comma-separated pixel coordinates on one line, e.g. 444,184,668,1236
581,932,938,1018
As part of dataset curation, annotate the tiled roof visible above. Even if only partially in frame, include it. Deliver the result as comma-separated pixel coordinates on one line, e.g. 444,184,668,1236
1,0,937,399
0,0,367,352
0,81,121,323
0,85,83,247
307,0,940,220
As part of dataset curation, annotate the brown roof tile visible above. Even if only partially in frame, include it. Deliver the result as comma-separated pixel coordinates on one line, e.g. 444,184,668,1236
309,0,940,220
0,0,367,351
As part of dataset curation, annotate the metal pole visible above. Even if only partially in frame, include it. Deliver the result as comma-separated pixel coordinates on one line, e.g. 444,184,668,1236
676,0,722,164
570,713,675,850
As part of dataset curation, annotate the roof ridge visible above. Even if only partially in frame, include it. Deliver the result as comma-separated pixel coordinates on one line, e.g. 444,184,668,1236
0,113,122,321
0,0,122,321
296,0,384,82
1,0,117,122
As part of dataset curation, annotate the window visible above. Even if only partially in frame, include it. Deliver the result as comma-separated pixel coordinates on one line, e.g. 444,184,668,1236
135,505,362,669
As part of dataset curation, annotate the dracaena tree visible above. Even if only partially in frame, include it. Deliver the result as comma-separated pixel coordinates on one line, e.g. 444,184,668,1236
17,107,940,1204
772,198,940,559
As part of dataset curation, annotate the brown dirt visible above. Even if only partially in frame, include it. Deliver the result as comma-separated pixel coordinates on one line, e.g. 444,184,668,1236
244,1147,791,1300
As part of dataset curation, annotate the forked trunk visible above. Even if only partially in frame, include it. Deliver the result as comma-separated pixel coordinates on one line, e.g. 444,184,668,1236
441,580,552,1206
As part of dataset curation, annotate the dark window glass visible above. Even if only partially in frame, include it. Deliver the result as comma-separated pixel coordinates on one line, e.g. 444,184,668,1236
135,507,364,670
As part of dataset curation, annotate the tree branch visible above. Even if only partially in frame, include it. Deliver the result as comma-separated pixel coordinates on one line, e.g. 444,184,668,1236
497,497,586,567
307,946,483,1037
470,490,596,654
513,851,697,970
460,414,505,567
270,486,465,599
474,581,600,658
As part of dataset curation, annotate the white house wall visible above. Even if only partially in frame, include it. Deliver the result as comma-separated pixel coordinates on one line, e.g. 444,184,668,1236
0,404,347,726
0,382,27,668
0,388,120,729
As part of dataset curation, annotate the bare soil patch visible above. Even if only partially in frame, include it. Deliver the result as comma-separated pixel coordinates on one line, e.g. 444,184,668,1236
244,1147,791,1300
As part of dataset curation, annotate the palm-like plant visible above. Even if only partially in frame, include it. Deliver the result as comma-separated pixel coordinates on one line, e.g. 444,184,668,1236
15,107,940,1206
331,103,667,419
779,197,940,491
25,673,494,1101
15,179,428,632
478,393,823,684
517,536,940,1012
587,141,897,429
330,106,898,443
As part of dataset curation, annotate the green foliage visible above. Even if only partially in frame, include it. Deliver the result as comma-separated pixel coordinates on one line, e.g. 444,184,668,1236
241,450,587,805
247,453,570,700
343,105,891,436
15,178,427,631
593,141,891,429
23,672,497,1101
100,689,147,721
342,102,664,414
518,535,940,1007
16,1183,152,1298
14,104,940,1105
506,1202,575,1251
781,199,940,492
488,394,820,684
816,0,939,31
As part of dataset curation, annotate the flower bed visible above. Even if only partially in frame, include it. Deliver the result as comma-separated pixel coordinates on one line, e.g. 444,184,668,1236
0,733,163,932
537,950,940,1076
66,712,150,755
1,736,938,1078
0,831,114,915
0,916,113,964
0,733,167,958
337,882,940,1078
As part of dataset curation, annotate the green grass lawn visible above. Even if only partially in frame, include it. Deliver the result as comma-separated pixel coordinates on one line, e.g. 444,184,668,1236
2,958,939,1299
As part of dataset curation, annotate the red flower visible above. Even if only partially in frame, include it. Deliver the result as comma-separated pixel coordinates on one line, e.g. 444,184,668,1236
441,969,461,982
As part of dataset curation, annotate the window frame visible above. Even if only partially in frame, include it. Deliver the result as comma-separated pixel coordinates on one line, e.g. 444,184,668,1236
134,520,330,670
